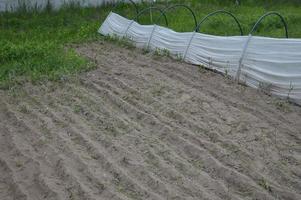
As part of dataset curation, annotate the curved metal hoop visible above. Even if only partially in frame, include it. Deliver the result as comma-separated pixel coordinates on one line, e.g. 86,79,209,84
112,0,139,15
155,4,197,30
196,10,243,36
135,7,169,26
250,11,288,38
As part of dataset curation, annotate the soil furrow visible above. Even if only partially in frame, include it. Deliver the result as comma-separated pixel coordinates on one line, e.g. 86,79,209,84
74,78,277,200
92,66,301,194
18,90,166,200
56,84,229,200
0,110,60,200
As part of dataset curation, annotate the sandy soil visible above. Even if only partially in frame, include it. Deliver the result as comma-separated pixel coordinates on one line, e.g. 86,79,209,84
1,41,301,200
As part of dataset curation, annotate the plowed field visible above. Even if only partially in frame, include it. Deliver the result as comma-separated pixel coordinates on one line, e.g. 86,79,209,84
1,41,301,200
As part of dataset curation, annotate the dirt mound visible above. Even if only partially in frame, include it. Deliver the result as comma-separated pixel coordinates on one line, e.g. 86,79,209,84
1,41,301,200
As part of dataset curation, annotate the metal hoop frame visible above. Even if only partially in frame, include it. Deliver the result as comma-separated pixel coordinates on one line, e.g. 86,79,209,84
195,10,244,36
112,0,139,15
156,4,197,30
135,7,169,26
112,3,290,38
250,11,288,38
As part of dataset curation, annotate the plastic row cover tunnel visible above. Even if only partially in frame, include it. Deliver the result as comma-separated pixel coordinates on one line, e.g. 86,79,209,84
99,12,301,105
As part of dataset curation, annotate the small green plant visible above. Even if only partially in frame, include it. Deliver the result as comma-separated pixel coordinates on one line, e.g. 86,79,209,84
176,53,183,61
225,68,229,77
192,159,203,169
154,48,160,56
19,104,30,114
162,48,170,57
153,48,171,57
274,100,290,112
142,47,150,55
198,64,207,73
73,104,82,113
259,178,272,192
151,84,166,96
15,160,23,168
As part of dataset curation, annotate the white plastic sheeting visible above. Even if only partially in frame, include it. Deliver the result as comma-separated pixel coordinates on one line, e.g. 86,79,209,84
99,12,301,104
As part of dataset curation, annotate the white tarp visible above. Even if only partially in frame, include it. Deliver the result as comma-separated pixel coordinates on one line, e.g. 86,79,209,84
99,12,301,104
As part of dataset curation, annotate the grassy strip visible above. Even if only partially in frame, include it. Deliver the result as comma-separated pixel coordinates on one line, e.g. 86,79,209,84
0,0,301,88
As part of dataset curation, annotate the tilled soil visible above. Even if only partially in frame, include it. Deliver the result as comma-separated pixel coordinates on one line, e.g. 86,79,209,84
1,41,301,200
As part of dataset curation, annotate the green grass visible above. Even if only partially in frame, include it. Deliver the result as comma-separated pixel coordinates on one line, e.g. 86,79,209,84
0,0,301,88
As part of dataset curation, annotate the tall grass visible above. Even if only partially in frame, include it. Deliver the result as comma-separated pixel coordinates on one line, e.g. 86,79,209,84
0,0,301,88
